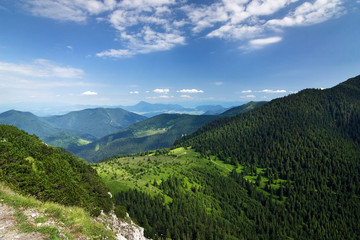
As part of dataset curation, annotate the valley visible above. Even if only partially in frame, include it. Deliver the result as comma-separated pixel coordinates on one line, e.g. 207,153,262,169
2,2,358,239
0,76,359,239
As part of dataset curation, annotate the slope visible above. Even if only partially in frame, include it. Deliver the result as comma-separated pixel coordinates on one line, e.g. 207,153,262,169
0,124,112,216
220,101,267,117
75,114,219,162
44,107,147,139
93,75,360,240
75,102,266,162
174,75,360,239
0,183,115,239
0,110,60,138
94,147,293,239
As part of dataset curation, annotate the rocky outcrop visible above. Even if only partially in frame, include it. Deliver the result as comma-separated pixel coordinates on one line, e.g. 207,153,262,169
97,212,148,240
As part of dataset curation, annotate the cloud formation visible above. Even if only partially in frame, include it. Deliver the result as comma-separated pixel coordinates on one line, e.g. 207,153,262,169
177,89,204,93
241,90,252,93
259,89,287,93
241,94,256,98
21,0,346,56
249,36,282,49
147,95,174,99
154,88,170,94
81,90,98,96
129,91,139,94
0,59,84,78
22,0,117,22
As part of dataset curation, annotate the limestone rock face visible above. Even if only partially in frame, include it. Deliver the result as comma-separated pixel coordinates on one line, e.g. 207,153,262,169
97,212,148,240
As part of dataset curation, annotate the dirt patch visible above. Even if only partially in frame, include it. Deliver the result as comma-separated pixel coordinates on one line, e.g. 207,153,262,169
0,203,46,240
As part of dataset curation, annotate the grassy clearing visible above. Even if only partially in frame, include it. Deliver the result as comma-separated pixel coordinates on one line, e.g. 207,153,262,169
0,183,115,240
133,128,168,138
77,138,92,145
94,147,287,204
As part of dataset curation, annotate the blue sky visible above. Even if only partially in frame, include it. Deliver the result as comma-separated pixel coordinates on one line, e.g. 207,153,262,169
0,0,359,110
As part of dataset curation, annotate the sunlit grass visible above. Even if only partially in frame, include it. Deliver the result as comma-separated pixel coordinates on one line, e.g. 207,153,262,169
93,147,287,205
0,183,115,240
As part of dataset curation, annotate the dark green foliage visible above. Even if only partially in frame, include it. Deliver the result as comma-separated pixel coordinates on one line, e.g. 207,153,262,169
0,124,112,215
220,101,267,117
172,75,360,239
116,168,333,240
114,205,127,219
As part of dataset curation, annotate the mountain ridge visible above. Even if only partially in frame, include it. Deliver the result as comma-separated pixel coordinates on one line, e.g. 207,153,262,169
73,101,265,162
92,75,360,240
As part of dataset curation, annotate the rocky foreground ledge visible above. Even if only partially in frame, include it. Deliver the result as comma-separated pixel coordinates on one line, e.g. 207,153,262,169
0,183,148,240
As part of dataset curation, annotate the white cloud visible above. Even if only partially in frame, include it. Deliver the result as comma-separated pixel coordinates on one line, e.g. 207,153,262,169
182,3,228,33
266,0,344,27
184,0,345,49
206,23,263,40
147,95,174,99
180,95,191,98
177,89,204,93
129,91,139,94
240,94,256,98
96,49,134,58
159,95,173,99
154,88,170,94
97,25,186,57
246,0,298,16
241,90,252,93
20,0,347,55
259,89,287,93
81,90,98,96
67,45,73,50
214,81,224,86
0,59,84,78
0,76,88,90
249,36,282,48
96,0,186,57
22,0,117,22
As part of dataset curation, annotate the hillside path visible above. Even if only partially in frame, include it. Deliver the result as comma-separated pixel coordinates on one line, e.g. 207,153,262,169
0,203,45,240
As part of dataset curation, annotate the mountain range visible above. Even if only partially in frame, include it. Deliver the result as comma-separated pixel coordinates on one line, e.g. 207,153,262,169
96,75,360,239
73,101,266,162
0,101,240,117
0,102,264,161
0,107,146,149
0,75,359,239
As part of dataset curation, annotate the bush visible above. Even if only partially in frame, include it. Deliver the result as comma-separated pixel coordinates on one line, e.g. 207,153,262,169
114,205,127,219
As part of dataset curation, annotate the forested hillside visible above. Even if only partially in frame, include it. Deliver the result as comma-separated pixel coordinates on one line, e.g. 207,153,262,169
0,124,112,216
174,75,360,238
94,76,360,240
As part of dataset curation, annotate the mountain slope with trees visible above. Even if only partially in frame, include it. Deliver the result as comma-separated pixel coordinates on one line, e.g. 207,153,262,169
0,124,112,216
220,101,267,117
94,75,360,240
174,75,360,239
